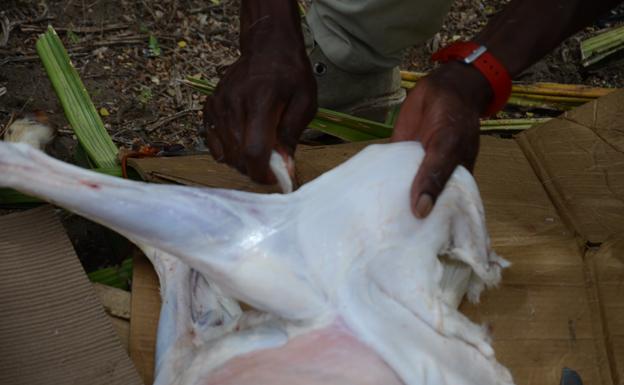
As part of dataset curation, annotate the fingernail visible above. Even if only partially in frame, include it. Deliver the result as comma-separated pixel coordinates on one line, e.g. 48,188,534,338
414,194,433,218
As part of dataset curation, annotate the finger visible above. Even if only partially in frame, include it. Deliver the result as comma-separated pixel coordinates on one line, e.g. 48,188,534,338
209,94,244,172
410,135,460,218
202,97,224,162
243,99,285,184
460,137,479,173
276,92,316,157
220,98,247,173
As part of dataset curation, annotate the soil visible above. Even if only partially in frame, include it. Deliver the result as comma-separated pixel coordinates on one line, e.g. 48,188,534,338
1,0,624,272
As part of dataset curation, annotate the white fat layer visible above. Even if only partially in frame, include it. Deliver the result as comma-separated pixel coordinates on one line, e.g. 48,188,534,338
0,141,513,385
269,150,293,194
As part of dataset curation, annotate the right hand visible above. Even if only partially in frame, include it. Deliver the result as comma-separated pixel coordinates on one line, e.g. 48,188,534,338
391,62,490,218
202,21,317,184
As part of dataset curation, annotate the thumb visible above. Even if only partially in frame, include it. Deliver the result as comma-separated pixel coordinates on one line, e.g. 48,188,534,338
410,136,459,218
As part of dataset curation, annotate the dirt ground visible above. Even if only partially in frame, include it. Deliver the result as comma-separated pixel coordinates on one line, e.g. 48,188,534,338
1,0,624,271
2,0,624,148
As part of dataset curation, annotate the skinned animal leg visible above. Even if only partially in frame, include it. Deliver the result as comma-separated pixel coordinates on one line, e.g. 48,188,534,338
0,142,327,320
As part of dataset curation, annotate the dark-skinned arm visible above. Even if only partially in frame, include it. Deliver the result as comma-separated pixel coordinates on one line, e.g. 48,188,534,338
393,0,623,218
203,0,316,183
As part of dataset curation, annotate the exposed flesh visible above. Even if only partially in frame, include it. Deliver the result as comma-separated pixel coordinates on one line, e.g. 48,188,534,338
0,141,514,385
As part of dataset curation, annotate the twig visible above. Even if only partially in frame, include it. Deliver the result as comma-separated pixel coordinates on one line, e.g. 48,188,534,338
0,112,16,138
140,0,159,22
0,52,90,66
19,23,129,34
1,33,147,65
169,0,178,23
0,16,9,47
81,36,146,48
56,128,75,135
145,109,197,133
188,4,223,14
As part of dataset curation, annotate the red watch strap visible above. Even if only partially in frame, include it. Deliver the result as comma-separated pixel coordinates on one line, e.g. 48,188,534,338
431,41,511,117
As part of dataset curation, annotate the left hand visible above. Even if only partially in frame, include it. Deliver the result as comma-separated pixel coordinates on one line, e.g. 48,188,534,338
391,62,492,218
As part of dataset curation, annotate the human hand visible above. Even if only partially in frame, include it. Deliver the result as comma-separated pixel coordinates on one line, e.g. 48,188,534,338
202,1,317,184
392,62,492,218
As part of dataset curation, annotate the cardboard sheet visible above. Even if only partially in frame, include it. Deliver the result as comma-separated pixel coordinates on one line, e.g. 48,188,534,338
127,140,386,190
128,135,616,385
586,237,624,384
0,206,142,385
93,283,131,352
561,89,624,152
463,137,611,385
129,250,161,385
518,89,624,245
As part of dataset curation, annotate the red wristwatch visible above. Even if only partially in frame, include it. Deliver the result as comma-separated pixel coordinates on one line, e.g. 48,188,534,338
431,41,511,117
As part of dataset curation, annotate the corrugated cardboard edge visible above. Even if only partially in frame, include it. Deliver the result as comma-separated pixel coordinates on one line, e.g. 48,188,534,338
582,247,616,385
127,155,282,193
585,237,624,385
0,206,142,385
561,91,624,152
93,283,131,352
129,249,161,385
516,133,581,243
126,141,386,191
517,89,624,245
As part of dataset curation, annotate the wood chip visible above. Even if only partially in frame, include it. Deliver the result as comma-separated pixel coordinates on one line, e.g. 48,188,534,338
93,282,131,320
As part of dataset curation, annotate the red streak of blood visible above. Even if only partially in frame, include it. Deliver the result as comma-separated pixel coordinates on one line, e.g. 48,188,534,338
80,180,100,189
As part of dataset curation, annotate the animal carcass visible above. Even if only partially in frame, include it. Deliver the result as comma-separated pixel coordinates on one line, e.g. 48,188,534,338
0,141,514,385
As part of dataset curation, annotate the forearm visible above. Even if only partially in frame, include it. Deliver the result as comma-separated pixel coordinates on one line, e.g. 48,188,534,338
475,0,623,77
239,0,303,52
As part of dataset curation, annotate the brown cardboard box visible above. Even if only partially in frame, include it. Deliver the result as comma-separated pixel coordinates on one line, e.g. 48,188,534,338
0,207,142,385
3,89,620,385
586,237,624,384
127,90,624,385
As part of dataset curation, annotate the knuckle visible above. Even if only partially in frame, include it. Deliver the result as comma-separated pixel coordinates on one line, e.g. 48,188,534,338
243,142,267,162
427,171,445,191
